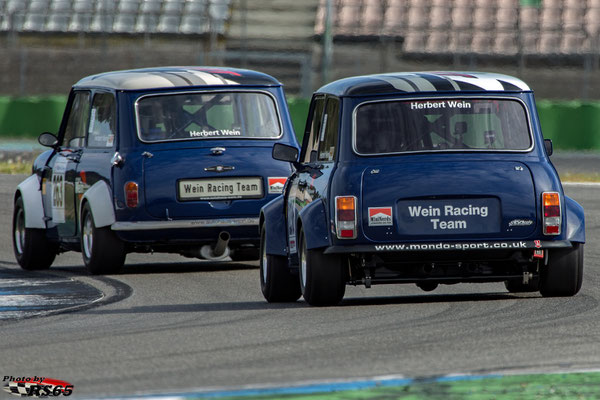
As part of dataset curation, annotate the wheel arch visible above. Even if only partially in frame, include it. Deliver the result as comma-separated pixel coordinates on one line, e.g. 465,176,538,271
15,175,46,229
80,181,116,229
261,195,287,256
297,199,330,251
565,195,585,243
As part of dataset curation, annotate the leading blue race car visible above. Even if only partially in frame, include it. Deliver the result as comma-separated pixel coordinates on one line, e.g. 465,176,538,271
260,71,585,306
13,67,298,274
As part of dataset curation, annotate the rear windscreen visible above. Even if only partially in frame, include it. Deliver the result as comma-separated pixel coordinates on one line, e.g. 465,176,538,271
136,91,281,142
354,98,532,154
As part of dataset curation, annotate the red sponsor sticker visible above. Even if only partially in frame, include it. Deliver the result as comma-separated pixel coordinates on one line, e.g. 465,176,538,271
368,207,393,226
268,177,287,194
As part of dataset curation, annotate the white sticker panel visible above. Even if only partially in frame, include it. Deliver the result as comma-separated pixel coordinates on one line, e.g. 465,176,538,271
178,177,263,200
51,157,68,224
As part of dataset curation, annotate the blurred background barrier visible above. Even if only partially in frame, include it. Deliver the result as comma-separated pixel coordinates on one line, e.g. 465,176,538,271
537,101,600,150
1,0,600,149
0,95,67,138
1,95,599,151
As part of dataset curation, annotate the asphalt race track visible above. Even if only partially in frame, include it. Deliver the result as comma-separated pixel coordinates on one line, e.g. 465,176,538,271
1,173,599,398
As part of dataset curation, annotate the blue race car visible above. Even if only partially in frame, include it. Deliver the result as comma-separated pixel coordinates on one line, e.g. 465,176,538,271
261,71,585,306
13,67,298,274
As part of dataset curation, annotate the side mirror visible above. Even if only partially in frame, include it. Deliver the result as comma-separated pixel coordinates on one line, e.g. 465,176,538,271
38,132,59,148
544,138,553,156
272,143,299,163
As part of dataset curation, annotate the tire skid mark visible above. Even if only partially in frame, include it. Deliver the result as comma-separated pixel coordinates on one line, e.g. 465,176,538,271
0,265,133,321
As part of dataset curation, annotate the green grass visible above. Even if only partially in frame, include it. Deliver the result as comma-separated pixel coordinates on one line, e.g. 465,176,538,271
560,172,600,183
0,160,32,174
199,372,600,400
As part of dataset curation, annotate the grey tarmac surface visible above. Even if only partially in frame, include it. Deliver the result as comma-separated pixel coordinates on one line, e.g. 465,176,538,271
0,268,104,320
0,167,599,398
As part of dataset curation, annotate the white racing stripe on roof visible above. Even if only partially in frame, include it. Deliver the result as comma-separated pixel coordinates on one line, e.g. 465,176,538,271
445,74,505,91
443,76,461,91
404,75,438,91
375,76,418,92
483,73,531,90
189,70,239,86
118,74,179,90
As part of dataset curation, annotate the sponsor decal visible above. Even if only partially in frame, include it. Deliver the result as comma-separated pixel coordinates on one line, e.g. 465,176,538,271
398,199,498,234
369,207,393,226
533,249,544,259
268,177,287,194
179,177,263,200
189,129,241,138
534,240,542,248
409,100,472,110
374,241,529,251
3,376,73,397
509,219,534,227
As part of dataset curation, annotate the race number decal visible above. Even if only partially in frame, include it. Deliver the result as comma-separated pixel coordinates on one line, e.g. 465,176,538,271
51,158,68,224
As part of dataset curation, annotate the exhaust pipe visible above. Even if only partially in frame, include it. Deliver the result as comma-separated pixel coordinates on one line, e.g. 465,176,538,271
200,231,231,260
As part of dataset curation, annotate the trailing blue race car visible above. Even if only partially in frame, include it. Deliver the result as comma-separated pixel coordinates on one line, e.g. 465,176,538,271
13,67,298,274
260,71,585,306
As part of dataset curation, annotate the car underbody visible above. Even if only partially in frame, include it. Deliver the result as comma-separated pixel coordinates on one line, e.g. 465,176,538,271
344,249,543,288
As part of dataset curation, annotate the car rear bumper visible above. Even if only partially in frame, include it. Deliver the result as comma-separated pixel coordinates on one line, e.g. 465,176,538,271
324,239,574,254
111,217,259,231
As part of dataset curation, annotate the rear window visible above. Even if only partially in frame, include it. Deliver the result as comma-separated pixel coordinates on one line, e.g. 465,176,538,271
354,98,532,154
136,91,281,142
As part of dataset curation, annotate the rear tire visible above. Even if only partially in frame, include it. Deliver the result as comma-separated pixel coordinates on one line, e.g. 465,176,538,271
540,243,584,297
259,225,301,302
81,203,126,275
12,196,57,270
299,229,345,306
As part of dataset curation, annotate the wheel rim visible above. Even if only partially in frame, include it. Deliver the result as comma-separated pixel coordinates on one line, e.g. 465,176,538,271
261,240,268,284
300,240,307,288
14,207,25,255
82,212,94,259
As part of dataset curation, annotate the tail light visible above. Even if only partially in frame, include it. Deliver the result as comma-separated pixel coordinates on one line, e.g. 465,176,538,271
335,196,357,239
125,181,139,208
542,192,561,235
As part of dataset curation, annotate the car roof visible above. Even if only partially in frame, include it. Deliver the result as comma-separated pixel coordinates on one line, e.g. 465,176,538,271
73,66,281,90
317,72,531,97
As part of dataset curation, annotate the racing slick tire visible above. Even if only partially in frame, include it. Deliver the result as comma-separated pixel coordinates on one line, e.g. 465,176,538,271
12,196,57,270
504,277,540,293
540,243,584,297
81,202,126,275
298,228,345,306
260,225,301,302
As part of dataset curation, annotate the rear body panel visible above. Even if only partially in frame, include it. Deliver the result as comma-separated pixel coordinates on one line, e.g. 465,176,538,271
360,160,536,241
267,71,585,289
23,68,299,258
142,144,289,219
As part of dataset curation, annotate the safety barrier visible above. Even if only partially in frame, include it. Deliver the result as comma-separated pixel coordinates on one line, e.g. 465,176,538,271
536,101,600,150
0,96,599,150
0,96,67,139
